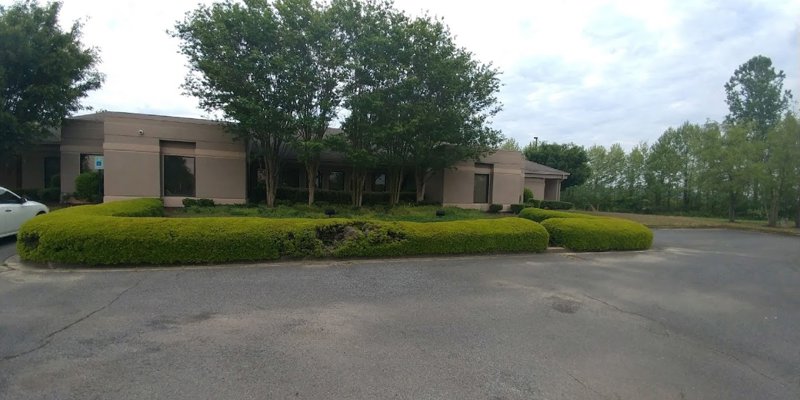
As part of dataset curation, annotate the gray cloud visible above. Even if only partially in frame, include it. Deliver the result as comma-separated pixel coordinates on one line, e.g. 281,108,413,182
2,0,795,151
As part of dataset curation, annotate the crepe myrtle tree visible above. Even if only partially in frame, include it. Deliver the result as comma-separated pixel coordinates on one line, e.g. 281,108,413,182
331,1,503,206
0,0,103,161
174,0,343,207
400,15,503,204
329,0,406,207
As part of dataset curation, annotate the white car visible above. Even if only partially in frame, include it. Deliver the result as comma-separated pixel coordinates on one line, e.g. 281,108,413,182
0,186,50,238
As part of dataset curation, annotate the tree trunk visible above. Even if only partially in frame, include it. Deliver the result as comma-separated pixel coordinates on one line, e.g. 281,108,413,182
350,169,366,208
387,167,403,206
767,187,779,227
414,167,429,203
263,155,278,208
795,188,800,228
304,160,319,206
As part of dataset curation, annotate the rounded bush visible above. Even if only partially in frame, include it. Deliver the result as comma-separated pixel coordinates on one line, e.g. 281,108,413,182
518,207,600,222
541,217,653,251
17,199,550,266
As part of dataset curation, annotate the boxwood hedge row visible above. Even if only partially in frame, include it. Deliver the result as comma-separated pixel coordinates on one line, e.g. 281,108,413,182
518,208,601,222
519,207,652,251
17,199,549,266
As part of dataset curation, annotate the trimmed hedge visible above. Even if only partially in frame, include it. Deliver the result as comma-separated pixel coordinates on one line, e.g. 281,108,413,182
509,204,525,214
540,200,573,210
541,217,653,252
17,199,549,265
273,187,417,205
488,204,503,213
518,207,600,222
519,207,652,251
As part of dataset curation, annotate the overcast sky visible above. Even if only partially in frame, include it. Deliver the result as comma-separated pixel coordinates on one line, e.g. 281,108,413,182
7,0,798,149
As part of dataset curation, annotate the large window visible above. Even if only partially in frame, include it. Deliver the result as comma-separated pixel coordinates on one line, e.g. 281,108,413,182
473,174,490,203
163,155,195,197
43,157,60,188
80,154,103,173
329,171,345,191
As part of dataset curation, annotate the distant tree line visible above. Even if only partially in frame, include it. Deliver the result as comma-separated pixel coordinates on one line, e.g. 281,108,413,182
525,56,799,227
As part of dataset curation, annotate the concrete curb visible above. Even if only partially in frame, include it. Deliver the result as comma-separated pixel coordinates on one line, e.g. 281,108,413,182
2,248,573,273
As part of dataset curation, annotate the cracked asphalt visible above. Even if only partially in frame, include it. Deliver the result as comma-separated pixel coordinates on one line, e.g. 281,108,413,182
1,229,799,399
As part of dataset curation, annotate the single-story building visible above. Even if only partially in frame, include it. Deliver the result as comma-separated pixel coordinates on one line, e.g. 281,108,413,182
1,112,569,208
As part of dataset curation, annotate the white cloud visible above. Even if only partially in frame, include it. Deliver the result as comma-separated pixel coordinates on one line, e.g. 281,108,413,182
2,0,797,150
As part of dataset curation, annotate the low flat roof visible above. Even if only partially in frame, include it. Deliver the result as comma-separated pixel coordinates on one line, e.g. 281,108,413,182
524,160,570,178
70,111,226,126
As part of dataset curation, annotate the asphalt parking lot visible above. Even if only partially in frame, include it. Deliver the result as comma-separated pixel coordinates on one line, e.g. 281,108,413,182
1,229,799,399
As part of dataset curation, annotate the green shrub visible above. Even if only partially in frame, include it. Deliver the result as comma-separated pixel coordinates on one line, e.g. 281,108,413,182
40,187,61,203
518,207,599,222
75,171,102,202
525,199,541,208
540,200,573,210
488,204,503,213
541,217,653,251
273,187,416,205
17,199,549,265
509,204,525,214
523,188,533,202
183,198,214,207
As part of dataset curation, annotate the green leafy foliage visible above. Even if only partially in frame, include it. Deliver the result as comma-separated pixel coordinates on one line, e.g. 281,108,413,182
518,207,652,251
518,208,599,223
541,217,653,252
182,198,215,207
540,200,573,210
522,142,589,189
0,1,103,158
509,204,525,214
523,187,534,202
725,55,792,139
17,199,549,265
488,204,503,213
74,171,101,202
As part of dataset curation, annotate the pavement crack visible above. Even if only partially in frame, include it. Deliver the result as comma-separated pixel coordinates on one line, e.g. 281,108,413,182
583,294,787,388
583,294,671,336
566,371,608,399
1,277,145,361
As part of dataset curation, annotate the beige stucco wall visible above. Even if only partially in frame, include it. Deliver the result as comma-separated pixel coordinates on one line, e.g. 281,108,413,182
442,150,525,209
100,114,246,205
60,119,104,194
525,177,545,200
12,145,60,189
544,179,561,201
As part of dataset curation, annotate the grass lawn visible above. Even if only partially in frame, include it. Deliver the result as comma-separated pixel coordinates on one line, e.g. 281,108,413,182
165,204,506,222
579,211,800,236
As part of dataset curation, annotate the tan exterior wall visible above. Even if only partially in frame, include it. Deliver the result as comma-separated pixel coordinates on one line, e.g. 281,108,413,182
442,150,525,209
15,145,60,189
544,179,562,201
525,177,545,200
100,114,246,205
60,119,104,194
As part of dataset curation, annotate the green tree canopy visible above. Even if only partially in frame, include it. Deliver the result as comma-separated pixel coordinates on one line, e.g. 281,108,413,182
724,55,793,139
522,141,589,189
0,0,103,159
174,0,344,207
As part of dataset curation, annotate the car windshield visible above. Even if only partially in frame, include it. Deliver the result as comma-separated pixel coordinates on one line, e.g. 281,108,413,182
0,188,21,204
